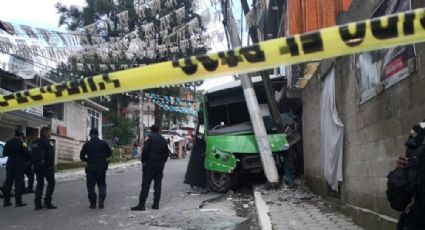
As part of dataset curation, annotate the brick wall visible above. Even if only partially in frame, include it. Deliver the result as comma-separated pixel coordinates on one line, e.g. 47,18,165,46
287,0,352,35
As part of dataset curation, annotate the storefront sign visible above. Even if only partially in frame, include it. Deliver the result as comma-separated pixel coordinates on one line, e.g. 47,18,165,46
22,106,43,117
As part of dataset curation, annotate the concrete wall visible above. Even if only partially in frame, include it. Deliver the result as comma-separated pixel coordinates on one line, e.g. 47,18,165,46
64,102,89,141
301,0,425,228
126,101,156,128
51,102,103,142
302,74,328,195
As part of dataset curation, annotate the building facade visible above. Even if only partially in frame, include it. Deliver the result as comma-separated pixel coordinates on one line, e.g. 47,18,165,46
47,100,108,162
0,71,49,142
0,69,108,163
300,0,424,229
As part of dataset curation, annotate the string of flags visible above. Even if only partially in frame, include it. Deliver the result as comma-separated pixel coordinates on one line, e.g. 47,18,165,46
114,91,199,116
0,0,211,66
0,21,209,63
152,99,198,116
0,0,219,79
142,92,199,110
135,93,198,116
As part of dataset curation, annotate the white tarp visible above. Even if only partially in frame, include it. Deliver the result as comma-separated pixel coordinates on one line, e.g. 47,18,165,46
320,68,344,191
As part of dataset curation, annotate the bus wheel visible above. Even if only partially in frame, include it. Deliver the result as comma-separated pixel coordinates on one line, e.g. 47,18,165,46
206,170,238,193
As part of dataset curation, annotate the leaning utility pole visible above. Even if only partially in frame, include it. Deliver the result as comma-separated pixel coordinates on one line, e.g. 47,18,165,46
221,0,279,184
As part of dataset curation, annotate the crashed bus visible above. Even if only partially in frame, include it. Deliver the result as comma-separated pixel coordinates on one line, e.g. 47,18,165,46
193,77,293,193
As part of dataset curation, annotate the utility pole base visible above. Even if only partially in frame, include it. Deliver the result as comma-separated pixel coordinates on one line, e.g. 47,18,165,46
264,182,281,190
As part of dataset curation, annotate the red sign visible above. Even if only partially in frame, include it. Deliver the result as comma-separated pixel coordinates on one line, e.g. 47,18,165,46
384,56,405,79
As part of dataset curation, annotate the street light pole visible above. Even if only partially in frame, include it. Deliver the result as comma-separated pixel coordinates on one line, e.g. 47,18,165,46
220,0,279,184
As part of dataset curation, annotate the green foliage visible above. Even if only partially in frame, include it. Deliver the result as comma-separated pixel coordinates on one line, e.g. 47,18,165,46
109,147,132,163
94,0,116,16
56,161,86,171
56,147,133,171
56,3,83,30
103,113,136,145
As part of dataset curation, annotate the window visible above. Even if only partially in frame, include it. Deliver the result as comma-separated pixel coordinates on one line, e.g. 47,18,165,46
44,104,64,120
88,109,100,130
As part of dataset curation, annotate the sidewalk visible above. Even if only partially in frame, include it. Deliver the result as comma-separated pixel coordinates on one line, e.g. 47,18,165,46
55,160,141,182
254,182,364,230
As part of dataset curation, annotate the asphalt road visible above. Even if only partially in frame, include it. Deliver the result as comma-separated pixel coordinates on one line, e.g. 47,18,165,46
0,158,254,230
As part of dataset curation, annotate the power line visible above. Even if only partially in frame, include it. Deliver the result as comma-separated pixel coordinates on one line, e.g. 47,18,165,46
0,51,56,72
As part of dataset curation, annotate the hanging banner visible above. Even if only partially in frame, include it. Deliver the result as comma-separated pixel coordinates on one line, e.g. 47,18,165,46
1,8,425,112
378,0,415,83
356,0,414,103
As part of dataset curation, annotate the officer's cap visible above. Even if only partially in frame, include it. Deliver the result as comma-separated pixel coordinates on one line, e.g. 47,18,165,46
15,129,24,137
89,128,99,136
151,124,160,133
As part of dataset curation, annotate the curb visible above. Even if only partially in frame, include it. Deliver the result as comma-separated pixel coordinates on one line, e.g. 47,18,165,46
55,160,141,182
253,186,273,230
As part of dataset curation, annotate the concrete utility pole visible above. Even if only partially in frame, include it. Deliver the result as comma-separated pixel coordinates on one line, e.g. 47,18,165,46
240,0,281,129
220,0,279,184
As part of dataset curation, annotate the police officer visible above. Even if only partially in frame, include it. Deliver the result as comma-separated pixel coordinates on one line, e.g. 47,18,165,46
397,122,425,230
32,127,57,210
80,128,112,209
398,155,425,229
3,129,30,207
22,136,35,194
131,124,169,211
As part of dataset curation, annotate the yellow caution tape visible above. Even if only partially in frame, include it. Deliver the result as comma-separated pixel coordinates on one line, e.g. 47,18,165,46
1,8,425,112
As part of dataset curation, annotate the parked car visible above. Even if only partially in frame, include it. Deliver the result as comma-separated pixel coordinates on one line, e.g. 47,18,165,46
0,141,6,195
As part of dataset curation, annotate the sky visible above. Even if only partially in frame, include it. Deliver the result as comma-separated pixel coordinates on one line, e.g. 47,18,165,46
0,0,86,31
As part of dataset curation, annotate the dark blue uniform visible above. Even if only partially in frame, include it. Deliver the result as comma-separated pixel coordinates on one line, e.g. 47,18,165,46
80,137,112,207
398,124,425,230
138,133,169,208
32,137,56,208
3,137,30,206
405,156,425,230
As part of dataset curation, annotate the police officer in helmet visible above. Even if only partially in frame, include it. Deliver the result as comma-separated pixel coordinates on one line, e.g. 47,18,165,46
80,128,112,209
32,127,57,210
3,129,30,207
131,124,169,211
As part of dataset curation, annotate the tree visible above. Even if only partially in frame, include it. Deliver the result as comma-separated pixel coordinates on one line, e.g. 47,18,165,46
56,0,207,129
103,112,136,145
